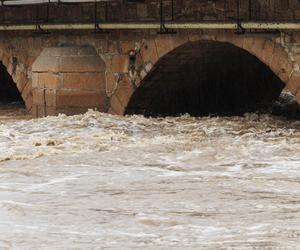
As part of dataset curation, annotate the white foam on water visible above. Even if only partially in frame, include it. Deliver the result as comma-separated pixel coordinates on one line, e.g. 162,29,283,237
0,109,300,248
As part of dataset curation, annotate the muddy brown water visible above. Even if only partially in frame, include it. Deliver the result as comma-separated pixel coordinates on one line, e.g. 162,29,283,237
0,103,300,249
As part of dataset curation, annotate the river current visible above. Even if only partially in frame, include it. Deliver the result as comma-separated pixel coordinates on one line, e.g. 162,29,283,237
0,101,300,249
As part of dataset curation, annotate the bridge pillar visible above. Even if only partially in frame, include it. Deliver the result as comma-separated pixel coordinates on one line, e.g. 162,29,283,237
31,46,107,117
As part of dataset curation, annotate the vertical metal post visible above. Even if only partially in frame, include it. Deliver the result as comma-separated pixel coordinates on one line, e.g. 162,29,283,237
158,0,176,34
248,0,252,21
236,0,240,23
105,1,108,21
46,0,50,24
235,0,245,34
94,0,97,29
93,0,108,34
160,0,163,28
171,0,174,21
34,3,49,34
224,0,227,21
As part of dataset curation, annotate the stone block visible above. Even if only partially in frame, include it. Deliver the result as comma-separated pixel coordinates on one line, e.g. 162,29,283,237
155,35,176,58
38,73,62,89
21,82,32,100
46,106,57,116
32,88,45,105
243,37,255,51
31,56,60,73
114,77,134,107
111,55,129,73
45,90,56,106
59,56,105,73
251,38,266,57
120,41,136,53
16,72,29,92
109,94,125,115
287,72,300,95
105,72,119,95
261,40,275,65
56,90,106,108
37,105,46,117
270,48,289,76
228,34,244,48
140,39,159,65
62,72,105,91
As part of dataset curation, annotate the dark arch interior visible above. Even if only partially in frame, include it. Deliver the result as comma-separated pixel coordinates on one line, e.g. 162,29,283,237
0,62,24,104
126,41,285,117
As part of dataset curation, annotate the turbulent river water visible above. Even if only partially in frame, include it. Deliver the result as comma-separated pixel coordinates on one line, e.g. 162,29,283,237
1,101,300,249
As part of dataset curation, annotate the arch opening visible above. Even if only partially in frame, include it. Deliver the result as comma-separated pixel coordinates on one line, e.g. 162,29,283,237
126,41,285,117
0,62,24,105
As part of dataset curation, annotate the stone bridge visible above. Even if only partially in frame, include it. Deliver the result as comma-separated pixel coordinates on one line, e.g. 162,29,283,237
1,0,300,117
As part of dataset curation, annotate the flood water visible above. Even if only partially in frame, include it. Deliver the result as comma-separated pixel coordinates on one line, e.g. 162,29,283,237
1,101,300,249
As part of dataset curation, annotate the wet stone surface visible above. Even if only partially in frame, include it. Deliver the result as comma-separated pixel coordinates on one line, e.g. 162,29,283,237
0,107,300,249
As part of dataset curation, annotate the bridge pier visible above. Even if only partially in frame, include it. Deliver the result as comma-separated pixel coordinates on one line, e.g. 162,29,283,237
31,46,107,117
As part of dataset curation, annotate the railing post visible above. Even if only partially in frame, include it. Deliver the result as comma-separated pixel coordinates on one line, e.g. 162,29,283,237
158,0,176,34
235,0,245,34
93,0,109,34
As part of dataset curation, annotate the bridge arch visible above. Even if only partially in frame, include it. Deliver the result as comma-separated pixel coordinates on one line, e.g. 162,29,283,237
108,33,297,116
0,46,31,110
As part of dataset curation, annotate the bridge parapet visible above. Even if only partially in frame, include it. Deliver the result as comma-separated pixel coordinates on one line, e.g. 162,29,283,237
0,0,300,26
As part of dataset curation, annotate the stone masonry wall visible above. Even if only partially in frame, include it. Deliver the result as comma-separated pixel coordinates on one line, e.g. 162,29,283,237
2,27,300,116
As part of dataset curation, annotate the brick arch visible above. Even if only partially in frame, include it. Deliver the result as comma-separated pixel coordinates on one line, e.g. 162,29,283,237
0,45,33,111
108,32,296,116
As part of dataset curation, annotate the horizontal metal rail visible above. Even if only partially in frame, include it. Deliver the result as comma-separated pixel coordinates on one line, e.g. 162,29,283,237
0,22,300,31
0,0,118,6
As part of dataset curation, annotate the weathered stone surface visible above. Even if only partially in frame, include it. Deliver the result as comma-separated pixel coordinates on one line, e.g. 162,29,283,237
56,90,105,108
32,88,45,105
38,73,62,89
2,21,300,117
111,55,129,73
59,56,105,73
287,72,300,95
62,73,105,91
31,46,107,117
32,56,60,73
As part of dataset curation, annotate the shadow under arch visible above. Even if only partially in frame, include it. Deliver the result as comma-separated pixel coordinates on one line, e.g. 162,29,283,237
125,40,285,117
0,61,24,105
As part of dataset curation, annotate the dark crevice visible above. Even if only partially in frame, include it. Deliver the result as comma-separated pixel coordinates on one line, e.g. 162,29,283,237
126,41,285,117
0,62,24,105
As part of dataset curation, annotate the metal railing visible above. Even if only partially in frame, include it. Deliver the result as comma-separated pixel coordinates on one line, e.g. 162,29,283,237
0,0,298,32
